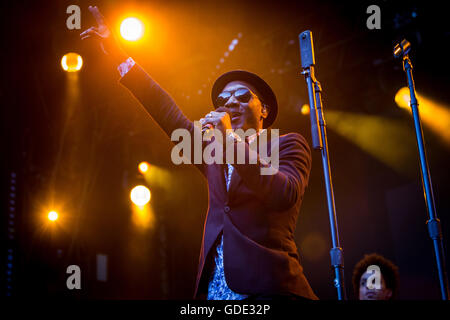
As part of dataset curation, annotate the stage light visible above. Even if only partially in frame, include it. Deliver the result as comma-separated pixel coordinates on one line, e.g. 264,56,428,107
48,211,58,221
395,87,450,146
61,53,83,72
130,185,151,206
138,161,150,174
120,17,144,41
395,87,411,109
301,104,310,115
326,111,418,177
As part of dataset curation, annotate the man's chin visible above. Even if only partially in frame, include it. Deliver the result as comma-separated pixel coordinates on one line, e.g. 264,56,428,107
231,123,244,131
363,294,381,300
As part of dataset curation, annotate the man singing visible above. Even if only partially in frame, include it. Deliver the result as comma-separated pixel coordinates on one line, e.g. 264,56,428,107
81,6,317,300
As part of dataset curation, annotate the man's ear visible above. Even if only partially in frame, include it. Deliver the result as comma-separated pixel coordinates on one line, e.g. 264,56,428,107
261,104,269,119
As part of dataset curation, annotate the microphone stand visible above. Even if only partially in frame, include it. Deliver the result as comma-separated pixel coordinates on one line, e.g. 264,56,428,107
299,30,347,300
394,39,449,300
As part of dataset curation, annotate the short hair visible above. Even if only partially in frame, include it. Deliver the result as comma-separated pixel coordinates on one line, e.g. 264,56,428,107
352,253,400,299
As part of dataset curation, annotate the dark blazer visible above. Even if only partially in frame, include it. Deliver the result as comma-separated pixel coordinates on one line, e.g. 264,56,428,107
120,64,318,300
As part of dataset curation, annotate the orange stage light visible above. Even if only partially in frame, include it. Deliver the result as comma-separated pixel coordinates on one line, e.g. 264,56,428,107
48,211,59,221
301,104,310,115
61,53,83,72
138,161,150,174
130,185,151,206
395,87,450,145
120,17,144,41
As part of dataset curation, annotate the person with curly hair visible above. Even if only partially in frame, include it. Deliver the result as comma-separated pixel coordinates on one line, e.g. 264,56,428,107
352,253,400,300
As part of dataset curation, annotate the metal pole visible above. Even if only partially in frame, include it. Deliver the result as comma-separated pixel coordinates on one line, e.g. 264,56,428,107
314,80,346,300
299,30,347,299
402,54,449,300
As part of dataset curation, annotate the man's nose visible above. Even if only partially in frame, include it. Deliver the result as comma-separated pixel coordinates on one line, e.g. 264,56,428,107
224,95,240,108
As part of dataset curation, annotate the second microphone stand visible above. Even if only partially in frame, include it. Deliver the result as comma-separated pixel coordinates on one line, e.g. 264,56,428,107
302,58,346,300
394,39,449,300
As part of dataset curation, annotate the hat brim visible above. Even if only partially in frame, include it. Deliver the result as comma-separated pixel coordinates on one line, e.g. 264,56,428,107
211,70,278,128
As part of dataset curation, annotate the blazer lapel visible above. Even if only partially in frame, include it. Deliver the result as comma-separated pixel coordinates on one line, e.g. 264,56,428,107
218,163,228,195
227,165,242,200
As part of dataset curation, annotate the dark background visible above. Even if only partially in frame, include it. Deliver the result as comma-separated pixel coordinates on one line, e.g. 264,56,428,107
1,0,449,299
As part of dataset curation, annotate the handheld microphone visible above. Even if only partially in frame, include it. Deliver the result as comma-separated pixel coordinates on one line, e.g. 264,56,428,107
201,107,232,134
201,124,214,134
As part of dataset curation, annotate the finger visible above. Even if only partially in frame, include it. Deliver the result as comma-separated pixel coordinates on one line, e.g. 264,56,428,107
80,29,102,41
89,5,105,26
80,26,97,37
202,118,217,126
206,112,224,119
99,42,108,55
215,107,232,114
209,112,229,121
210,111,228,117
81,33,94,40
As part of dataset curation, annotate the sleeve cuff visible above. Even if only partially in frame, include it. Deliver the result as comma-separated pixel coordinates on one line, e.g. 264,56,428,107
117,57,136,77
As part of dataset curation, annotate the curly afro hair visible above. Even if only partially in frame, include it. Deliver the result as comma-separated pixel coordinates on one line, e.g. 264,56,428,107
352,253,400,300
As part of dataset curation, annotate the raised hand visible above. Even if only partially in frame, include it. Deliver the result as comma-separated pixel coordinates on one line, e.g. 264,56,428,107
80,6,127,65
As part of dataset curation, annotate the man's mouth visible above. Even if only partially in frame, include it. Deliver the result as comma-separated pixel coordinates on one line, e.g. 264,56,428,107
231,112,241,122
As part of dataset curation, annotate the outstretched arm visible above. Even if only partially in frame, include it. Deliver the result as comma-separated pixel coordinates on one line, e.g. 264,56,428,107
81,6,206,173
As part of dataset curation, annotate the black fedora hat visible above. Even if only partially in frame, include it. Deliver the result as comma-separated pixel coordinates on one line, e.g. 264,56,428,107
211,70,278,128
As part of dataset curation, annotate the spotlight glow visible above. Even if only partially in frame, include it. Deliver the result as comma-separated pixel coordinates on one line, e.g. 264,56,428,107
61,53,83,72
138,162,150,174
395,87,411,109
395,87,450,146
48,211,58,221
131,203,155,229
120,17,144,41
325,111,418,177
301,104,310,115
130,185,151,206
